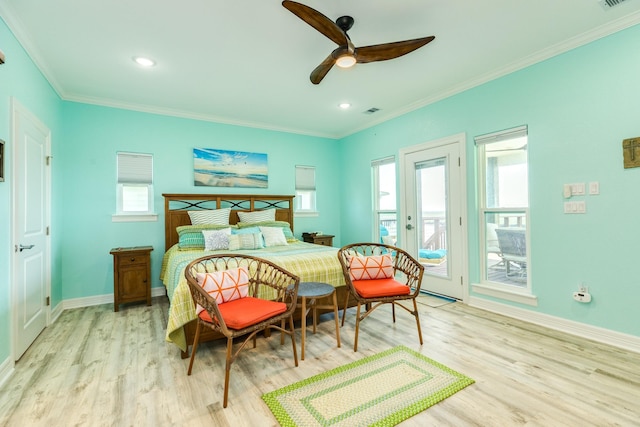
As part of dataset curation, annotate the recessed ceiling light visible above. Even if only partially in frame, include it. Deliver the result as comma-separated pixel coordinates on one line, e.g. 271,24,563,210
133,56,156,67
339,103,351,109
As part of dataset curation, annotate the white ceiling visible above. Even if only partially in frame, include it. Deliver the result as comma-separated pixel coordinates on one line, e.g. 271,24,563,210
2,0,640,139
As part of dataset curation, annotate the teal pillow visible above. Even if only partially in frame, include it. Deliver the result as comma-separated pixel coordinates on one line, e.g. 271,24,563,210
237,221,296,242
177,224,236,249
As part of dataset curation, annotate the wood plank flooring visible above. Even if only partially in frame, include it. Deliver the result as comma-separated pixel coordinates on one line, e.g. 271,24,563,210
1,296,639,427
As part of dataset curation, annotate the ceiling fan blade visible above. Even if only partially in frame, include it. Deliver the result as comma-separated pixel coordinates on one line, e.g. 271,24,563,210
282,0,347,46
355,36,435,63
310,54,336,85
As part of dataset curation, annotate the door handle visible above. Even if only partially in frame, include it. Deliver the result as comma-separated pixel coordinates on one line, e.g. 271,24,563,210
406,224,413,230
18,244,35,252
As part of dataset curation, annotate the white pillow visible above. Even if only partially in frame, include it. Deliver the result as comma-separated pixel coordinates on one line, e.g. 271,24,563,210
237,208,275,223
260,226,288,247
202,228,231,251
188,208,231,225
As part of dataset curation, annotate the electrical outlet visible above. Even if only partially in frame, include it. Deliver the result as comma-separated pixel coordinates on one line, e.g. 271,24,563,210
573,291,592,303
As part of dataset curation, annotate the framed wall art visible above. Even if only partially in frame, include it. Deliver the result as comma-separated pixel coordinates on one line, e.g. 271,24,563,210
0,139,4,182
193,148,268,188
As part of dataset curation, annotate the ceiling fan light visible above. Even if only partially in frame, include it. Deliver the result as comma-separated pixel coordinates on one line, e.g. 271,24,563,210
335,54,356,68
133,56,156,67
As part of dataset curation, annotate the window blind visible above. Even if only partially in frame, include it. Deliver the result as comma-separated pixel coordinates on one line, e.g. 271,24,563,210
295,166,315,191
474,125,528,146
117,152,153,184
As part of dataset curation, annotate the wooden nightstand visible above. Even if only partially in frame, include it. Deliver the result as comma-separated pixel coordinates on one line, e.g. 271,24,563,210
302,233,334,247
110,246,153,312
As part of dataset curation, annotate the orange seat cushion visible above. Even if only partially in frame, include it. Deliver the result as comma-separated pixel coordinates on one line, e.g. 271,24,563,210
352,278,411,298
198,297,287,330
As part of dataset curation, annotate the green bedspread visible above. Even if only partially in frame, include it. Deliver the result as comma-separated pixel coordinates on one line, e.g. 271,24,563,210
160,241,345,351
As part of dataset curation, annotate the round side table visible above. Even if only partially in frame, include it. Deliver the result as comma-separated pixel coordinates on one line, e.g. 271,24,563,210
296,282,341,360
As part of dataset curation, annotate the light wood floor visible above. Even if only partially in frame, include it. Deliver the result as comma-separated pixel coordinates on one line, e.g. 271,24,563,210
1,296,639,427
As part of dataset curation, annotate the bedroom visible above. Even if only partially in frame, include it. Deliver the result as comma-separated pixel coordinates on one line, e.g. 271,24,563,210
1,1,640,424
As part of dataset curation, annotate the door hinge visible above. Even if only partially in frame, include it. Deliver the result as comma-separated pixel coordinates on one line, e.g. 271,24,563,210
46,156,53,166
459,217,462,226
46,226,50,236
46,296,50,306
458,157,461,167
460,276,463,285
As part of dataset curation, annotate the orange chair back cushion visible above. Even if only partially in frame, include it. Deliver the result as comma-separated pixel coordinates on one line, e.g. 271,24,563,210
198,297,287,329
348,254,393,281
352,278,411,298
195,267,249,315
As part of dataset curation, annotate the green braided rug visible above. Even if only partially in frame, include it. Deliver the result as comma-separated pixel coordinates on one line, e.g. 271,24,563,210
262,345,474,426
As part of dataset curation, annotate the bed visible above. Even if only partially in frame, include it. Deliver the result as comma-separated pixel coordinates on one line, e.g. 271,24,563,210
160,194,349,357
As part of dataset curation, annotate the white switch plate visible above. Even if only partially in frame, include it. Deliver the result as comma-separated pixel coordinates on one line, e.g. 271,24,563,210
589,182,599,195
564,201,586,214
571,183,585,195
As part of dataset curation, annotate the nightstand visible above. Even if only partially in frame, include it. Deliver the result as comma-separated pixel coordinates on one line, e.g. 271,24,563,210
110,246,153,312
302,233,334,247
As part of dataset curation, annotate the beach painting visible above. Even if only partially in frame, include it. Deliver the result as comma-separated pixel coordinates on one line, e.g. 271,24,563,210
193,148,268,188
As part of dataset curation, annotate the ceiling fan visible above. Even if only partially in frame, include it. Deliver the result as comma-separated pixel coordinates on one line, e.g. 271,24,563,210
282,0,435,84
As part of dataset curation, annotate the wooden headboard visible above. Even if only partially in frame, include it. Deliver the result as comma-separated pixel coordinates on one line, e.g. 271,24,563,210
162,194,295,251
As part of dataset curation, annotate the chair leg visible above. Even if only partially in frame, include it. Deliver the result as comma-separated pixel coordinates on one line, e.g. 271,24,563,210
187,320,202,376
341,291,350,327
223,337,233,408
392,302,396,323
288,315,299,367
331,290,341,349
412,298,424,345
353,303,362,352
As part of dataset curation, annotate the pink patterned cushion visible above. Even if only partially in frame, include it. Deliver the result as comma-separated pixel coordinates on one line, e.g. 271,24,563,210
195,267,249,314
348,254,393,281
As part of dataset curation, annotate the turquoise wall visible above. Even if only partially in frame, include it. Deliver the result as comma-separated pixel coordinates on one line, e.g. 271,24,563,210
339,24,640,336
59,102,340,300
0,18,63,362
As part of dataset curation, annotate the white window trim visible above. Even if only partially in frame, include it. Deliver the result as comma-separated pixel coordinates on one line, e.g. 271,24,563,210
114,152,157,221
475,126,535,303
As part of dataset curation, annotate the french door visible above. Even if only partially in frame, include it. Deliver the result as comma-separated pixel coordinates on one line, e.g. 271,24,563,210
400,134,467,300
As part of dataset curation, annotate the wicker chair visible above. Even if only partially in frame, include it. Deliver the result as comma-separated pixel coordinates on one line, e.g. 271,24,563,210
184,254,299,408
337,243,424,352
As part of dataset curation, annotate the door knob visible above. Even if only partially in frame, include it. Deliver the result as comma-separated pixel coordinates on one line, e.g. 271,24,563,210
406,224,413,230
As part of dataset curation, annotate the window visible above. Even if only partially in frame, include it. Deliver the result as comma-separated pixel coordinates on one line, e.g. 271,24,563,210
114,152,156,222
372,157,397,245
295,165,316,215
475,126,534,302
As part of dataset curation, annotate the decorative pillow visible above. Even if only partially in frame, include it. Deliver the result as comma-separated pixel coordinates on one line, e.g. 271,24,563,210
177,224,236,249
231,226,261,235
228,233,264,250
238,221,296,242
348,254,394,281
237,208,275,223
188,208,231,225
260,226,288,247
195,267,250,313
202,228,231,251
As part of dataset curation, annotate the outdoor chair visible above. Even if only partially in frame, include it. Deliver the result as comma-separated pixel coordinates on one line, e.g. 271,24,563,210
184,254,299,408
337,243,424,352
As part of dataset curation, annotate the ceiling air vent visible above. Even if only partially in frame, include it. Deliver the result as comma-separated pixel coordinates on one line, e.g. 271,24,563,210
363,107,380,115
599,0,629,9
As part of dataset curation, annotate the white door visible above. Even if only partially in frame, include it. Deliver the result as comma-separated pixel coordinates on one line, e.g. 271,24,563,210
400,134,467,300
12,99,51,360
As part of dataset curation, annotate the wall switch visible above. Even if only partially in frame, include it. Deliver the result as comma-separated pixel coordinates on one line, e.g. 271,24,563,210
575,200,586,213
571,183,585,195
563,184,572,198
589,182,600,195
564,201,586,214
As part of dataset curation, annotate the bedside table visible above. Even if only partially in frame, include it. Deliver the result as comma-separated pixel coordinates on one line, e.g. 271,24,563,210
302,233,334,247
110,246,153,312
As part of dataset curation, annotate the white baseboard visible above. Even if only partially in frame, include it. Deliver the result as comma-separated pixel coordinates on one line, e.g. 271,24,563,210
469,296,640,354
0,355,14,390
62,286,167,310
